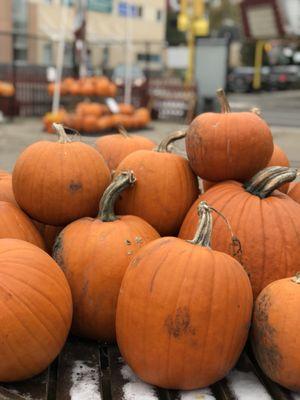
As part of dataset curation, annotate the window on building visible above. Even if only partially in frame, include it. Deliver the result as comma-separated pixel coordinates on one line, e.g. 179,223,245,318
43,43,53,65
137,6,143,17
137,53,161,62
13,35,27,63
118,2,140,17
64,43,73,67
61,0,74,6
156,9,162,21
88,0,113,13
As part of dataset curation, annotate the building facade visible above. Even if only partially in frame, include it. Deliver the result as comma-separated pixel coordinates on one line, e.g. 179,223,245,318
0,0,166,73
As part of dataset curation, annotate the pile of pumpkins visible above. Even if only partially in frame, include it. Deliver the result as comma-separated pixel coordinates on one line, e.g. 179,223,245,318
43,102,151,134
1,88,300,393
47,76,117,98
0,81,15,97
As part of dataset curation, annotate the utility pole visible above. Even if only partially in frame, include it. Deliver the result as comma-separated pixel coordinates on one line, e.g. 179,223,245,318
177,0,209,84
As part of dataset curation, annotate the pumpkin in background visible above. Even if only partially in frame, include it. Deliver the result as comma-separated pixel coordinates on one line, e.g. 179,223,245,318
116,201,253,389
32,220,63,254
43,109,66,133
0,171,17,206
267,144,290,193
288,181,300,204
0,201,45,250
0,81,15,97
186,89,273,182
118,103,135,115
53,171,159,341
108,82,117,97
82,115,98,132
80,80,95,97
95,77,110,96
13,123,111,226
179,166,300,299
115,131,199,236
97,115,114,131
68,80,81,96
95,127,155,171
252,273,300,391
63,113,82,132
134,107,151,127
0,239,72,381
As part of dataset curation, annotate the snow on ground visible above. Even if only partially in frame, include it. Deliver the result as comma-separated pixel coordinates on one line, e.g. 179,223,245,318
70,360,101,400
227,370,272,400
180,387,216,399
121,365,158,400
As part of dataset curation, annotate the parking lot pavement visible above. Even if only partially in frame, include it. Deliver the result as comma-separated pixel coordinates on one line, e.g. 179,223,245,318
0,113,299,172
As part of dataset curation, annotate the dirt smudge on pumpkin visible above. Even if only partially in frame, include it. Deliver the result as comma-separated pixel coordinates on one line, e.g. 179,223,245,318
53,233,65,270
165,306,196,338
69,180,82,192
253,293,282,376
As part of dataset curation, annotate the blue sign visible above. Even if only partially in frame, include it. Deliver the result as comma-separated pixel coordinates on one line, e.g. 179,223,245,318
88,0,112,13
118,2,138,17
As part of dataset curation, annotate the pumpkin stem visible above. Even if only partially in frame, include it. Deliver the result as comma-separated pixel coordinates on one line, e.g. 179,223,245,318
156,130,186,153
244,166,297,198
292,272,300,284
216,88,231,113
53,123,72,143
99,170,136,222
251,107,261,116
118,125,130,138
189,201,242,260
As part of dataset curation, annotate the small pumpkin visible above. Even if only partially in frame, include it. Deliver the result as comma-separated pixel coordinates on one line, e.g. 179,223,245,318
133,107,151,127
0,171,17,206
95,127,155,171
63,113,82,131
115,131,199,236
43,109,66,133
95,77,110,96
53,171,159,341
179,166,300,299
0,239,72,381
186,89,274,181
80,80,95,97
13,124,111,226
82,115,98,132
0,201,45,250
96,115,114,131
0,81,15,97
267,144,290,193
118,103,135,115
116,201,253,390
252,272,300,391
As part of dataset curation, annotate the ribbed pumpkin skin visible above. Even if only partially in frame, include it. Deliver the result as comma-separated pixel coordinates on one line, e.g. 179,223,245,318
32,220,63,254
288,182,300,204
12,141,111,225
0,201,45,250
186,112,273,181
252,277,300,391
179,183,300,299
115,150,199,236
95,135,155,171
53,216,159,342
0,171,17,206
0,239,72,381
116,237,253,390
267,144,290,193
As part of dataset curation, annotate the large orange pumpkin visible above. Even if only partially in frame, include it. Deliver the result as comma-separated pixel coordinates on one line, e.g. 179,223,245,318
252,273,300,391
0,239,72,382
53,171,159,341
179,166,300,299
116,201,253,390
0,201,45,250
288,181,300,204
95,127,155,171
115,131,199,235
186,89,274,181
12,123,111,226
32,220,63,254
0,171,17,206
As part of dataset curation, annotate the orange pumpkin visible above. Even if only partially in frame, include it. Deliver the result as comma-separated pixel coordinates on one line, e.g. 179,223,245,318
68,81,81,96
133,107,151,127
97,115,114,131
80,80,95,97
288,181,300,204
118,103,135,115
63,113,82,131
116,201,253,389
0,238,72,381
95,77,110,96
179,166,300,299
267,144,290,193
0,81,15,97
107,82,117,97
252,273,300,391
43,109,66,133
186,89,273,181
53,171,159,341
95,127,155,171
0,171,17,206
32,220,64,254
0,201,45,250
115,131,199,235
81,115,98,132
12,124,111,226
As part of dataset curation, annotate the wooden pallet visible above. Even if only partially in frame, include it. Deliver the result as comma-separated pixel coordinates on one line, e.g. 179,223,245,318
1,337,299,400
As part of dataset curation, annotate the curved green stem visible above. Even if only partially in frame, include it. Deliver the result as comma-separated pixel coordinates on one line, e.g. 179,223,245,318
53,123,72,143
156,130,186,153
99,170,136,222
244,166,297,198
